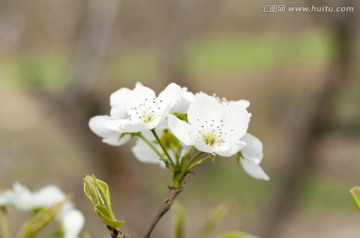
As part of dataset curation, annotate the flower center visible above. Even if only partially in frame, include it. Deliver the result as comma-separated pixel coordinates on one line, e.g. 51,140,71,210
199,129,219,146
197,119,228,147
129,97,163,124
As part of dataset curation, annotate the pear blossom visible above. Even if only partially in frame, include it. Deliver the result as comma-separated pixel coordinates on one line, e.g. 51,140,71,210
0,183,85,238
0,183,65,210
89,116,131,146
58,206,85,238
240,133,269,181
131,129,186,168
89,87,132,146
0,183,29,208
89,82,193,145
132,130,166,168
168,93,251,157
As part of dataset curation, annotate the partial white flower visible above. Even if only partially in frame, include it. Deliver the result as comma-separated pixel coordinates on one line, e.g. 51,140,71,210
89,116,131,146
0,183,65,210
157,83,195,113
132,131,166,168
59,208,85,238
240,133,269,181
0,183,84,237
57,199,85,238
168,93,251,157
0,183,31,208
89,87,132,146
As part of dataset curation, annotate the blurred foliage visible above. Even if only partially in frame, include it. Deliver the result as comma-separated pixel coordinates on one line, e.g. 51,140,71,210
0,31,334,92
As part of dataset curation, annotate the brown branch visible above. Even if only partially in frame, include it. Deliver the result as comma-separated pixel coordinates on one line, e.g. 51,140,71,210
142,186,183,238
107,225,132,238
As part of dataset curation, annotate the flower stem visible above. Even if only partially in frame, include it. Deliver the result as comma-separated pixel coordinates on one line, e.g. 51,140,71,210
188,155,214,170
173,152,203,188
137,133,167,164
142,186,182,238
1,208,11,238
151,129,176,168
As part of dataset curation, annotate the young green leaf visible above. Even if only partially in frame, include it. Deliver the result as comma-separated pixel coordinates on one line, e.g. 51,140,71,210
18,201,63,238
83,174,124,230
350,186,360,212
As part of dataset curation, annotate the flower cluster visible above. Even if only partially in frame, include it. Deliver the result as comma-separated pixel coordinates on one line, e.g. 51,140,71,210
89,83,269,185
0,183,84,238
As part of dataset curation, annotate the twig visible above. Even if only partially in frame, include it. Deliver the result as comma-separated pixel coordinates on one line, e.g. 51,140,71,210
142,187,183,238
107,225,131,238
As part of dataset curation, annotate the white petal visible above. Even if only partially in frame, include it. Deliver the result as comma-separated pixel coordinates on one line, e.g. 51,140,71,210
110,108,126,120
240,158,269,181
145,103,171,130
0,183,30,208
126,83,156,112
119,120,148,133
168,114,194,146
234,99,250,109
11,183,34,210
214,139,246,157
103,134,131,146
110,88,131,119
61,209,85,238
31,186,65,208
213,142,233,157
89,116,118,138
131,138,165,168
158,83,194,113
157,83,182,110
181,88,195,103
222,101,250,139
194,139,214,154
241,133,263,164
188,93,223,128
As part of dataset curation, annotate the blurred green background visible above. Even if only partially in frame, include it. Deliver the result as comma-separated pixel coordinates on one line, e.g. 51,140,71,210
0,0,360,237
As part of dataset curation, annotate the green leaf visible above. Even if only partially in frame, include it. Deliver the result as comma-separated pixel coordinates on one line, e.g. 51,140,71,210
172,203,186,238
97,211,125,230
83,175,112,210
84,176,96,206
95,205,124,229
93,175,112,210
216,231,258,238
350,186,360,212
194,204,228,238
161,129,180,151
83,174,124,230
18,201,63,238
95,205,114,220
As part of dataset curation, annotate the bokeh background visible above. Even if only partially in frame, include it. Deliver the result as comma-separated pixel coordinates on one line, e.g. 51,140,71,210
1,0,359,237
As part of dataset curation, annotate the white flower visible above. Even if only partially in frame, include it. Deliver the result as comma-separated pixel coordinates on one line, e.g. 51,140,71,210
89,87,132,146
28,185,66,209
59,207,85,238
0,183,84,238
168,93,251,157
0,183,31,208
89,83,192,145
131,130,166,168
158,83,194,113
0,183,65,210
89,116,131,146
240,133,269,181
